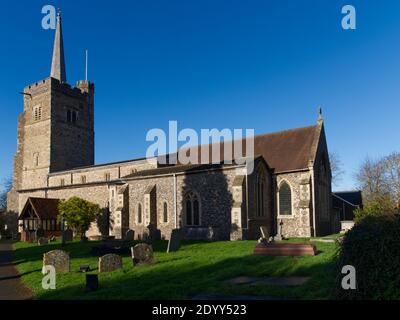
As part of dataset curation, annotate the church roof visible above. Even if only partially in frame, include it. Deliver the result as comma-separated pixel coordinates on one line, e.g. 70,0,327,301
253,125,320,172
18,198,60,220
50,11,67,83
158,124,321,173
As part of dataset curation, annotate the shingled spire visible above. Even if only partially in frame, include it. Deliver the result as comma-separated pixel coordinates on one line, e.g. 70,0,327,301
50,10,67,83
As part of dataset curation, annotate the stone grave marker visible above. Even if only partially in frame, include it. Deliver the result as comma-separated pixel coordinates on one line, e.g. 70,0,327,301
131,243,154,265
167,229,182,253
260,226,269,240
62,229,73,243
86,274,99,291
125,229,134,241
43,250,70,273
185,227,217,240
98,254,123,273
35,228,45,239
38,237,49,246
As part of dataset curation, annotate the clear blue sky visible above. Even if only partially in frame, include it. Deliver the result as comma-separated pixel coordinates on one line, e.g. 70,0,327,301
1,0,400,192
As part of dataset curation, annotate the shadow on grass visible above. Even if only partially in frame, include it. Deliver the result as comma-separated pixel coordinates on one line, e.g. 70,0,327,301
12,240,173,265
37,248,337,300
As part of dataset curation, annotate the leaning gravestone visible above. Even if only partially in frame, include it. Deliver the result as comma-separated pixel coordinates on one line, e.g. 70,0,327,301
38,237,49,246
35,228,45,239
260,226,269,240
98,254,123,273
62,229,73,243
43,250,70,273
167,229,182,253
125,229,134,241
131,243,154,265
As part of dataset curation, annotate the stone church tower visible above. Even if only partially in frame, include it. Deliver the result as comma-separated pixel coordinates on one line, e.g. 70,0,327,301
7,12,94,218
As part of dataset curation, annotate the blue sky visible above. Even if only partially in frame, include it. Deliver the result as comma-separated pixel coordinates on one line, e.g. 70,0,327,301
1,0,399,192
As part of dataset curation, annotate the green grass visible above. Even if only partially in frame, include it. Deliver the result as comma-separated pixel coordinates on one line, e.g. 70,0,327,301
12,238,338,300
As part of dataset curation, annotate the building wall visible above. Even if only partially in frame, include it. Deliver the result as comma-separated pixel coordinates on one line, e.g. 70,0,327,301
313,125,336,236
18,184,110,237
47,158,157,187
245,159,273,239
127,166,262,241
275,171,313,237
50,79,94,172
18,79,53,191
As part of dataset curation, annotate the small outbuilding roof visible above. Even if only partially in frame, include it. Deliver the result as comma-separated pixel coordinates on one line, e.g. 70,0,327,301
18,197,60,220
333,191,363,207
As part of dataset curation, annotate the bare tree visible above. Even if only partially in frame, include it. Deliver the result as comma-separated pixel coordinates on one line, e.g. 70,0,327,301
382,152,400,208
0,177,12,210
329,152,345,186
356,156,390,202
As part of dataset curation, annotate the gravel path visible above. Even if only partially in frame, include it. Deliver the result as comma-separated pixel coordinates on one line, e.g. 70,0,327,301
0,241,34,300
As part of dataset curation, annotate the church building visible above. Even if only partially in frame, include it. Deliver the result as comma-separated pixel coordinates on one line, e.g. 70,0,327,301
7,13,337,241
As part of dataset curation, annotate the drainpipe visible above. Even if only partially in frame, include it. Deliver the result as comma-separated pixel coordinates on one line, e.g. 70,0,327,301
310,166,317,237
245,168,249,231
173,174,177,229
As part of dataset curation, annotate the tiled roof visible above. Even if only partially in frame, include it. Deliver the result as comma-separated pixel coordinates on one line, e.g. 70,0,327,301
333,191,363,207
159,125,320,173
18,198,60,220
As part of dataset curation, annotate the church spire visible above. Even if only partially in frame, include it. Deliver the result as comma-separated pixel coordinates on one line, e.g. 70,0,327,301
50,10,67,83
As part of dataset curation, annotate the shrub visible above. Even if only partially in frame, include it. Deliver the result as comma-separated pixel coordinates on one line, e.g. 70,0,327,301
354,196,397,223
335,214,400,299
58,197,100,240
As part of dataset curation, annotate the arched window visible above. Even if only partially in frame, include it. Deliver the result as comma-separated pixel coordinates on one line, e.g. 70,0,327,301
279,181,292,216
137,203,143,224
185,191,201,226
72,111,77,123
256,168,266,217
163,202,168,223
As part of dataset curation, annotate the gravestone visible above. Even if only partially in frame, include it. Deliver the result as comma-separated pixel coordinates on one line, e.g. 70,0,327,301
38,237,49,246
260,226,269,240
185,227,217,240
86,274,99,292
131,243,154,265
98,254,123,273
125,229,134,241
62,229,73,243
35,228,45,239
146,224,161,241
43,250,70,273
167,229,182,253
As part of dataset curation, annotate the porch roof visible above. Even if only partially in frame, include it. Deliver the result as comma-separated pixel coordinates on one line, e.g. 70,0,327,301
18,197,60,220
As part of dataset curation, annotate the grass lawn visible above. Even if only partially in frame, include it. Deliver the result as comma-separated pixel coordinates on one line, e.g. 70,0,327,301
12,239,339,300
